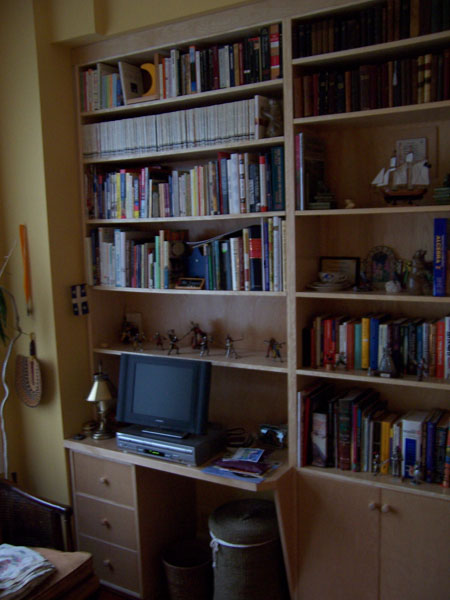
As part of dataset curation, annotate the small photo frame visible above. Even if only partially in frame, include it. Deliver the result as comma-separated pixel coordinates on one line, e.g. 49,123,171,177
175,277,205,290
319,256,360,286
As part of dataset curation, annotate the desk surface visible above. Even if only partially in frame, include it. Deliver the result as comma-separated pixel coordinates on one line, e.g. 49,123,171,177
64,436,291,492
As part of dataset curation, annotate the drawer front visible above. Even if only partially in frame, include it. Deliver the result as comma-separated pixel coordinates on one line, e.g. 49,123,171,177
72,452,135,506
75,495,137,550
78,534,141,595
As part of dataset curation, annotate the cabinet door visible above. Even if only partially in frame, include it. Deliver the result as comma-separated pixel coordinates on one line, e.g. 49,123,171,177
379,490,450,600
296,471,380,600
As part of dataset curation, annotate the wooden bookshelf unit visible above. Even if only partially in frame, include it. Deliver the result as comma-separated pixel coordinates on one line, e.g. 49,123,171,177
69,1,450,598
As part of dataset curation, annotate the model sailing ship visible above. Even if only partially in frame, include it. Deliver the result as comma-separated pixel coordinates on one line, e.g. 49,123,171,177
372,149,431,204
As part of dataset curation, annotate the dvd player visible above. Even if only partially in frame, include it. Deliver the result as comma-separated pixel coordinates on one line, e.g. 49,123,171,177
116,424,226,466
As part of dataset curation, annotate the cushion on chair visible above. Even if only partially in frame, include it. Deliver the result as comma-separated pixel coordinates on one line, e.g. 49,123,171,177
28,548,98,600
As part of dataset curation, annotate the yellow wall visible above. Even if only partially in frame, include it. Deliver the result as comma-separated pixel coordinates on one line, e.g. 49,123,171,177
0,0,262,503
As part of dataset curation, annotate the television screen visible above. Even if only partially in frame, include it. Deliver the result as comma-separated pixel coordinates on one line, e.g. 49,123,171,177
116,354,211,437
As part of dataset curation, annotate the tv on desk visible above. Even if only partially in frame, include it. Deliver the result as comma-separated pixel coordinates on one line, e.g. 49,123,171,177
116,353,211,438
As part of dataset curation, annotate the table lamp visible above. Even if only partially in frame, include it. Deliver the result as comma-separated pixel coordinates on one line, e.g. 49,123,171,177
86,366,116,439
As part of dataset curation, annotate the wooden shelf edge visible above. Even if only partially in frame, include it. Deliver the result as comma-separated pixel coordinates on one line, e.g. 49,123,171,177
296,368,450,390
83,136,285,165
64,437,291,492
295,205,450,217
291,31,450,67
297,465,450,501
80,78,283,120
91,286,286,297
93,346,289,373
86,211,287,225
296,290,450,303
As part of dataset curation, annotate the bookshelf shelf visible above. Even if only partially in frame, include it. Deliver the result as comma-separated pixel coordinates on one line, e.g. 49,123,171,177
92,285,286,297
292,30,450,67
87,210,287,225
295,205,450,217
94,346,289,373
296,367,450,391
296,290,450,303
293,100,450,128
81,78,284,121
299,465,450,500
83,136,285,165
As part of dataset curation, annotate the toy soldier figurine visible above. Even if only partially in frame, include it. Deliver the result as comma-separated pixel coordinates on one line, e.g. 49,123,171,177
188,321,205,349
410,462,422,485
199,333,210,357
391,446,403,479
152,332,165,350
265,337,284,362
372,453,381,475
225,334,240,359
167,329,180,355
132,331,146,352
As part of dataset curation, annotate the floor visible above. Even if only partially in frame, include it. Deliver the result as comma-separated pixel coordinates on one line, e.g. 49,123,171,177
97,585,136,599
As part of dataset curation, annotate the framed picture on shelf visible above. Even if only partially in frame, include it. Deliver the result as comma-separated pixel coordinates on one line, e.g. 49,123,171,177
319,256,360,286
175,277,205,290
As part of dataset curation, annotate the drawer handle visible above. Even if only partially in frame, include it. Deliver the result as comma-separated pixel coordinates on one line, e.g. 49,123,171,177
103,559,113,570
99,476,109,485
101,518,110,528
381,504,391,514
368,501,379,511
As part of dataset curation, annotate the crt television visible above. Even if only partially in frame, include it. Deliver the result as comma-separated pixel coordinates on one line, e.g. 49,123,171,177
116,353,211,438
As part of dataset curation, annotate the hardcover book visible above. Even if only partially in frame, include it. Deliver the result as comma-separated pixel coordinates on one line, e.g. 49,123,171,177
433,218,449,296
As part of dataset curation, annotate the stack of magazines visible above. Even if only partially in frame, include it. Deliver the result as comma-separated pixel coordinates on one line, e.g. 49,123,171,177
0,544,55,599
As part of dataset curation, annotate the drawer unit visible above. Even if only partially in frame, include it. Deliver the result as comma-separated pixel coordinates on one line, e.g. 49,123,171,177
79,534,140,595
72,452,135,506
75,494,137,549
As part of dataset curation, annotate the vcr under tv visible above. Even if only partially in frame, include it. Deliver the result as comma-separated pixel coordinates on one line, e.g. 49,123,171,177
116,424,226,466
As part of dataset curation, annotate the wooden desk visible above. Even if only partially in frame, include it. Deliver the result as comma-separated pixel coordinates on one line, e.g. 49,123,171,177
64,437,295,599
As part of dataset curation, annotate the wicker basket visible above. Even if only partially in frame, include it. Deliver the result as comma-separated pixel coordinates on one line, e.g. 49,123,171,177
209,499,289,600
162,538,213,600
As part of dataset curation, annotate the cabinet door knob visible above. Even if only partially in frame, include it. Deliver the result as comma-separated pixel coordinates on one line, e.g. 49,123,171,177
368,501,379,511
101,518,110,528
99,476,109,485
103,559,113,569
381,504,391,513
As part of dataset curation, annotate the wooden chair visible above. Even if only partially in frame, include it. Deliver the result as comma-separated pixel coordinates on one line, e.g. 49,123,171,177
0,478,99,599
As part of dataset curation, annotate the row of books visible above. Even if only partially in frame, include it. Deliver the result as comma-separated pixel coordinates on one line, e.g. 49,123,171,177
80,64,123,111
84,147,285,220
86,228,188,289
86,218,285,292
294,50,450,118
293,0,450,59
81,95,276,159
79,24,282,111
302,313,450,379
298,380,450,486
187,218,286,292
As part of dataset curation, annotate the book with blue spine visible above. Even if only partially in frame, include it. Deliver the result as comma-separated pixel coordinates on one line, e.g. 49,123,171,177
401,410,429,479
433,218,449,296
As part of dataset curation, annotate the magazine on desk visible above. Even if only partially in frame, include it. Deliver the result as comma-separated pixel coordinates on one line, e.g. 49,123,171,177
201,447,281,483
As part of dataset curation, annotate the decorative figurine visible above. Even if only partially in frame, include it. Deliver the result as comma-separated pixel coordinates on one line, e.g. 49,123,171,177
120,316,139,344
225,334,241,359
406,249,432,295
334,352,346,369
372,453,381,475
378,345,398,378
188,321,206,350
391,446,403,479
132,332,146,352
265,337,284,362
167,329,180,355
199,333,214,357
409,462,422,485
152,332,166,350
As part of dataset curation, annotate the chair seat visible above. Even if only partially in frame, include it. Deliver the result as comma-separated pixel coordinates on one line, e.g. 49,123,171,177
28,548,99,600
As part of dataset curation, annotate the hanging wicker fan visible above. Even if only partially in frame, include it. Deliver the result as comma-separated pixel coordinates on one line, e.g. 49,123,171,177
15,335,42,407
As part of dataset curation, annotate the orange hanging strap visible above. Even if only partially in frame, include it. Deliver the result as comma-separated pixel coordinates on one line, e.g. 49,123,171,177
19,224,32,316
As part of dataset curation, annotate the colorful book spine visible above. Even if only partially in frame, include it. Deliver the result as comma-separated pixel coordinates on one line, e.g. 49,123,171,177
433,218,449,297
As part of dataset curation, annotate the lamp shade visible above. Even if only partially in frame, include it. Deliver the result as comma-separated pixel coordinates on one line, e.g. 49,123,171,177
86,371,115,403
